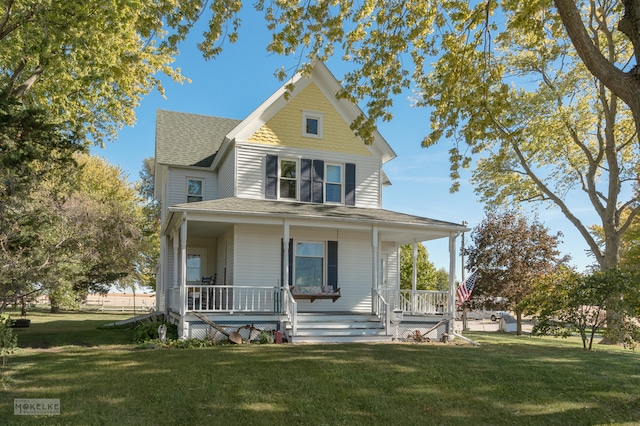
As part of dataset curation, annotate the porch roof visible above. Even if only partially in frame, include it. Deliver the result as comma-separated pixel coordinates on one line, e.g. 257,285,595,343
166,197,468,242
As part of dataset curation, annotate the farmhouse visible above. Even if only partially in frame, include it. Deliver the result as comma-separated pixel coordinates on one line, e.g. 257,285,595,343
154,61,468,343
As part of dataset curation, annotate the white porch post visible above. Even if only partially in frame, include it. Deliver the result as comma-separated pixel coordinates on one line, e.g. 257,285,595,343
159,235,167,313
283,220,290,287
179,212,188,340
412,241,418,313
172,234,179,309
448,233,458,334
371,226,379,289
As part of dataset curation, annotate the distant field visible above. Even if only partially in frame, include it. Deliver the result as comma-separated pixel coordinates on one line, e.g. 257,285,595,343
1,311,639,425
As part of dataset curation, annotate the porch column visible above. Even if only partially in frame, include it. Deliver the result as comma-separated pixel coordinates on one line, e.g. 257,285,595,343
283,220,290,287
160,235,167,314
448,233,457,334
412,242,418,292
371,226,379,289
172,234,179,307
179,212,188,340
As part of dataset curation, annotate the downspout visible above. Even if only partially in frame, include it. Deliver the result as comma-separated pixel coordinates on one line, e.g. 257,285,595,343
179,212,188,339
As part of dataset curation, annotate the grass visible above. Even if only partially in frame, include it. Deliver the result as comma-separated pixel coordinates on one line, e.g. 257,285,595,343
1,311,640,425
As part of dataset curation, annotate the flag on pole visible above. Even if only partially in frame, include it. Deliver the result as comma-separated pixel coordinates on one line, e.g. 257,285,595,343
456,270,479,307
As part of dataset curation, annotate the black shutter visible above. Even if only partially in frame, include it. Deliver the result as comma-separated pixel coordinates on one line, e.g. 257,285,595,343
265,155,278,199
345,163,356,206
312,159,324,203
327,241,338,291
281,238,293,286
300,159,312,202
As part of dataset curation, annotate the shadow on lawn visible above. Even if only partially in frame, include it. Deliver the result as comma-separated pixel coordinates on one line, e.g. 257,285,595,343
2,340,639,425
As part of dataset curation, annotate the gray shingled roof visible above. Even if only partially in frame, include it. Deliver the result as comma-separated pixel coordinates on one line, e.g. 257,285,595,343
155,109,241,167
170,197,464,230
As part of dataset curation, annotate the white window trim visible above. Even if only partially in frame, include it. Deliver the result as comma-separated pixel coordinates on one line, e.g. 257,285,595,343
186,177,204,203
278,158,299,201
324,163,343,204
302,111,323,138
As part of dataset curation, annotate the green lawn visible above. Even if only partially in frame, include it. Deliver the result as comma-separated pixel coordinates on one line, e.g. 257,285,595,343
1,311,639,425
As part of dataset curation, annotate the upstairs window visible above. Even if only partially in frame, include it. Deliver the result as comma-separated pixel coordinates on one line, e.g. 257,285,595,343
325,164,342,203
279,159,298,200
187,178,203,202
303,111,323,138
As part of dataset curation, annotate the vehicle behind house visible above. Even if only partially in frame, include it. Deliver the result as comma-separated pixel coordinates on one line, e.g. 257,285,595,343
462,310,507,322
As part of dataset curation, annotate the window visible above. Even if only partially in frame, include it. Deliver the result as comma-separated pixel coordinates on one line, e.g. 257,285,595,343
187,178,203,202
279,159,297,199
186,254,202,282
302,111,323,138
294,242,324,289
325,164,342,203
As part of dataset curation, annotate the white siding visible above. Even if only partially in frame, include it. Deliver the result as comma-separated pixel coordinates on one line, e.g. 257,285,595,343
217,149,236,199
165,167,217,208
235,143,382,207
234,225,374,313
235,224,282,287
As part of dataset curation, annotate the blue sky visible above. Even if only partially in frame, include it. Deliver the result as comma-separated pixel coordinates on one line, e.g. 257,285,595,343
92,9,597,276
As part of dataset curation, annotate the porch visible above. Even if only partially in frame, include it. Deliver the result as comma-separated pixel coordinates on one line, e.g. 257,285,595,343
169,284,453,343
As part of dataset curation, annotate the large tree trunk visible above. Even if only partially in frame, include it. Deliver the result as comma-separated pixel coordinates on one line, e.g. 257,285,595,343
555,0,640,138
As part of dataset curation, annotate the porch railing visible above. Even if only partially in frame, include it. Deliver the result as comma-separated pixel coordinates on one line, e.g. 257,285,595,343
372,288,390,335
398,290,449,315
180,285,282,313
282,285,298,335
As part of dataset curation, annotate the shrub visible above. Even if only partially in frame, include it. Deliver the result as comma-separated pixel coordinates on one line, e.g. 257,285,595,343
132,319,177,343
0,316,17,368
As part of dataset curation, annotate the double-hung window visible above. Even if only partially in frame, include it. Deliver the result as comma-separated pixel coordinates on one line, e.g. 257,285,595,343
325,164,342,203
187,178,203,202
279,159,298,200
294,242,324,290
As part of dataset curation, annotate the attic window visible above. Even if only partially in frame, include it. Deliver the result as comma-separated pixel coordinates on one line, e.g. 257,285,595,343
303,111,323,138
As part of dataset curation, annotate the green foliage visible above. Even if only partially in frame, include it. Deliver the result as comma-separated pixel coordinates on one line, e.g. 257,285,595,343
399,243,444,290
0,316,17,368
132,319,177,343
527,268,640,350
464,210,569,329
257,331,274,344
195,2,640,271
0,0,204,145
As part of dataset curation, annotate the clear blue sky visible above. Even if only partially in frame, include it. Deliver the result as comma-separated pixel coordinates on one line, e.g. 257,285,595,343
92,8,597,276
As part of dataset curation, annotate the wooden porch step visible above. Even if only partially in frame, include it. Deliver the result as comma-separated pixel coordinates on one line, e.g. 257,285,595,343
288,313,391,343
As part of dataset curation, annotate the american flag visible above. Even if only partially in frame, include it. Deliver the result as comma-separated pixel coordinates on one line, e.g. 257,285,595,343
456,270,479,307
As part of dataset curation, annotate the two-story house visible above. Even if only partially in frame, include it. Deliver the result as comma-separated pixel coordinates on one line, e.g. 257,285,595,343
154,61,467,343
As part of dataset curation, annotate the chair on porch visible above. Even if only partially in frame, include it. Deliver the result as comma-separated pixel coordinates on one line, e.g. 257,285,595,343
201,274,216,310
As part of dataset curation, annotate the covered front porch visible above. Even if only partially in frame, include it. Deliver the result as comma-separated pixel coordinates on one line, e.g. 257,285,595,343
158,198,467,343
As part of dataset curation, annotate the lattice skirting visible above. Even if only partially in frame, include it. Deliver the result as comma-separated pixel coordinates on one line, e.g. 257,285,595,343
188,321,280,343
395,322,450,343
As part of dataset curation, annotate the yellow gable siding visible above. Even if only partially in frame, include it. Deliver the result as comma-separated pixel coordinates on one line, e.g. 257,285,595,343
248,82,371,156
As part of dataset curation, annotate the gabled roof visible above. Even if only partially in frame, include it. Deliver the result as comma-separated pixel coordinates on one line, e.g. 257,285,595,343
222,60,396,165
155,109,241,167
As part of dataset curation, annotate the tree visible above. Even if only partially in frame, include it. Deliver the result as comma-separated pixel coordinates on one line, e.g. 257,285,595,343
133,157,160,291
399,243,443,291
0,0,206,144
0,93,83,311
527,268,640,350
183,1,640,273
464,210,569,335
